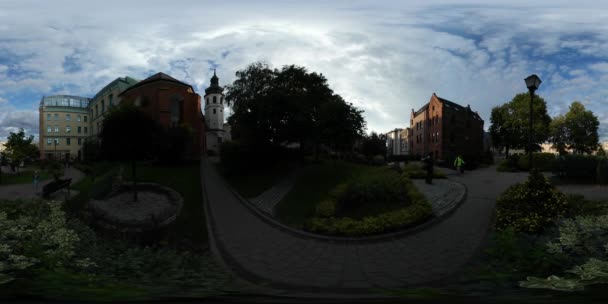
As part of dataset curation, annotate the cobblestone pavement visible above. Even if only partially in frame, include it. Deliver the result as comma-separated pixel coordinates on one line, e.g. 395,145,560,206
202,160,536,292
412,179,466,217
250,171,299,216
0,167,85,200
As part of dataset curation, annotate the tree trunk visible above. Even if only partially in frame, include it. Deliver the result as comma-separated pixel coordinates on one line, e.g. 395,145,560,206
505,145,510,158
132,158,138,202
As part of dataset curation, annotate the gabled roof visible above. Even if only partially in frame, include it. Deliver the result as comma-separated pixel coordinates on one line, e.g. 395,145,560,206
412,93,483,121
119,72,194,96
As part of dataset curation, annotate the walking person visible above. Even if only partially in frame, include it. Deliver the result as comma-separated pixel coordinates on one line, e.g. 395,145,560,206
423,152,434,184
454,155,465,175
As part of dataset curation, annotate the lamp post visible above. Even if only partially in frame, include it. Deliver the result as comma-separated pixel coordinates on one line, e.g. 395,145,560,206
524,74,542,172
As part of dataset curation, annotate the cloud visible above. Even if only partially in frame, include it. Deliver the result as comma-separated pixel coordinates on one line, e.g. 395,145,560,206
0,0,607,142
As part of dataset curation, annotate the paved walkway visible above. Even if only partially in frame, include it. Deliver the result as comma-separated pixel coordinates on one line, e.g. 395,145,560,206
201,160,537,292
250,171,299,216
0,167,85,200
412,179,466,217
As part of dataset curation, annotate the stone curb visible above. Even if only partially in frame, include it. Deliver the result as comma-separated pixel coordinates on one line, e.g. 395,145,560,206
225,174,468,244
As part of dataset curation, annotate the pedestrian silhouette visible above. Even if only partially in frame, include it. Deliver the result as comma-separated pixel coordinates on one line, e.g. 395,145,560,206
423,152,434,184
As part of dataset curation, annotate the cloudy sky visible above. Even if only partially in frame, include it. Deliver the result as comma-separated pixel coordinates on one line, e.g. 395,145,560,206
1,0,607,142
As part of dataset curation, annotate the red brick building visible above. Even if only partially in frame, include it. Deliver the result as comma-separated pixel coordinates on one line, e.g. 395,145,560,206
119,72,206,159
410,93,484,162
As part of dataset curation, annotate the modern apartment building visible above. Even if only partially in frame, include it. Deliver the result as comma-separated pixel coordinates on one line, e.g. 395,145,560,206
89,76,139,137
38,95,91,160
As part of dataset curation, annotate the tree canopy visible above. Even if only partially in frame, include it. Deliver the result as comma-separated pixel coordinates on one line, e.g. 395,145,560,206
550,101,599,155
361,132,387,158
489,92,551,155
225,62,366,156
4,128,39,171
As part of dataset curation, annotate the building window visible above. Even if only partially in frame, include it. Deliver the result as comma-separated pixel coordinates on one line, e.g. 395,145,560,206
47,126,51,133
78,138,82,145
213,109,216,114
77,115,81,122
206,98,209,105
66,138,71,145
54,138,60,145
451,115,455,123
54,114,59,120
97,122,100,133
213,96,217,104
101,100,105,113
54,126,59,133
170,95,183,127
109,94,113,107
66,126,71,133
220,96,224,104
47,114,51,120
77,126,81,134
66,114,71,121
84,127,88,134
47,138,51,145
84,116,88,122
95,105,98,117
466,119,471,128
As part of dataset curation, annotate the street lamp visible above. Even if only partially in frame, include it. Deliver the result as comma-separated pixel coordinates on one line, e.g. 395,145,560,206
524,74,542,171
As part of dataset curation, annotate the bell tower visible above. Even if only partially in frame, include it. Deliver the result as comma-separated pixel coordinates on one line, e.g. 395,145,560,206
204,69,224,131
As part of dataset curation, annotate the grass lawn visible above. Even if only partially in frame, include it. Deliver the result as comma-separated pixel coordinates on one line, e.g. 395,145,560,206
218,163,293,198
0,168,50,185
274,160,388,228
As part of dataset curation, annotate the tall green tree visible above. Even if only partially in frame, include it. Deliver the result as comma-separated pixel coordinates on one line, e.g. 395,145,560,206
564,101,599,155
549,115,569,155
4,128,39,173
225,62,366,159
489,92,551,155
361,132,387,158
100,103,162,202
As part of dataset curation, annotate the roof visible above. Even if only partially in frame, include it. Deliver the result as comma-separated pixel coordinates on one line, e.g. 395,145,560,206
412,93,483,121
91,76,139,101
40,95,90,108
119,72,194,96
205,69,224,95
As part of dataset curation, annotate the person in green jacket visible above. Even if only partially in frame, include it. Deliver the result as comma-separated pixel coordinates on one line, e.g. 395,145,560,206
454,155,465,175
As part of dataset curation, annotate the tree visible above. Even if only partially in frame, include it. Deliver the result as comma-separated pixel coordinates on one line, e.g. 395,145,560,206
549,115,569,155
225,62,366,161
489,93,551,156
4,128,39,173
361,132,387,158
564,101,599,155
100,103,162,202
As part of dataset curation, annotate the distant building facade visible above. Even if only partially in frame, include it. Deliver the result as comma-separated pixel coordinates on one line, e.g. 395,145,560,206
385,128,410,156
38,95,91,160
204,70,231,154
89,76,139,137
119,72,206,160
410,93,484,161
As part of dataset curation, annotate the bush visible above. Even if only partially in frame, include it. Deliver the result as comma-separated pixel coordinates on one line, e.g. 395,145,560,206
331,171,411,213
517,153,556,172
497,159,519,172
353,153,367,164
597,157,608,185
370,155,386,166
495,169,569,234
520,214,608,291
0,199,80,285
401,163,446,179
315,200,337,218
553,154,599,180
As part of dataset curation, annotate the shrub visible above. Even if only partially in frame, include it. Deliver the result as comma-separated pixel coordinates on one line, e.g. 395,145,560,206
371,155,386,166
308,202,432,236
495,169,569,234
402,163,446,179
553,154,599,181
315,200,337,218
517,153,556,172
596,157,608,185
331,170,410,213
352,153,367,164
520,214,608,291
497,159,518,172
0,199,80,285
47,160,64,180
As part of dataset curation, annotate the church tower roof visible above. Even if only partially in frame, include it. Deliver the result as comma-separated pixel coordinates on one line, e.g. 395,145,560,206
205,69,224,95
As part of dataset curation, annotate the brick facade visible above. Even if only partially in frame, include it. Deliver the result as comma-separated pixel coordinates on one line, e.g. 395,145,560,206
410,93,484,162
119,73,206,160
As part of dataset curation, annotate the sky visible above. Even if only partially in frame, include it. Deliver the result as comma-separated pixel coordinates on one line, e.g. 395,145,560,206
0,0,607,143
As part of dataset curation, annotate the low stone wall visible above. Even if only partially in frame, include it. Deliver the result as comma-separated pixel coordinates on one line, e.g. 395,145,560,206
86,182,183,233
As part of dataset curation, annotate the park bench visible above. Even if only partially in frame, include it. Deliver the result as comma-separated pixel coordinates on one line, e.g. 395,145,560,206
42,178,72,199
